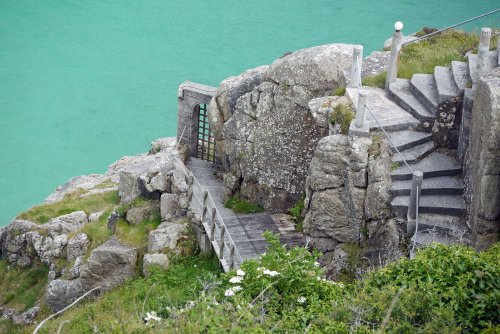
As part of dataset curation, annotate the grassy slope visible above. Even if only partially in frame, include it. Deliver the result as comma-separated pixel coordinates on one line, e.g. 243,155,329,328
15,254,221,334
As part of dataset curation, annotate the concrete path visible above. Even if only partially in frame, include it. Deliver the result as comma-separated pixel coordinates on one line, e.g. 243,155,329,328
186,158,304,271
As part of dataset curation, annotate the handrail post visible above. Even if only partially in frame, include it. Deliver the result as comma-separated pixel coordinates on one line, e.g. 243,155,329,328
497,32,500,67
350,46,363,88
355,90,367,128
407,171,423,234
385,21,404,91
202,205,207,222
477,27,492,76
229,245,235,270
219,226,226,259
210,208,216,241
203,190,208,206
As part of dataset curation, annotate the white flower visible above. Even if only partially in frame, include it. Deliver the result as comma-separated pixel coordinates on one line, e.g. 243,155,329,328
144,311,161,324
314,262,320,267
236,269,245,277
224,288,235,297
229,276,243,284
257,267,266,272
297,296,306,304
263,269,279,277
232,285,242,292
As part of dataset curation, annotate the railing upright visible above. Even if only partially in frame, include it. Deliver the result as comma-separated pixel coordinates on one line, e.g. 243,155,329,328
385,21,404,90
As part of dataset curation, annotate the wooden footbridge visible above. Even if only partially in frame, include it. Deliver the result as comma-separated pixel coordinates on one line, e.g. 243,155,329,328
175,157,304,272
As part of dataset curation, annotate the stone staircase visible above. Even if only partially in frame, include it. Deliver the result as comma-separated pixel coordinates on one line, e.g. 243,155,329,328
385,48,499,246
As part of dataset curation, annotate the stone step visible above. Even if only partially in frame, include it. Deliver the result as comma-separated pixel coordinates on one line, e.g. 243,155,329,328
467,51,498,83
434,66,459,103
392,141,435,164
417,213,468,237
390,176,464,196
388,79,435,122
391,151,461,181
411,229,457,247
369,116,421,131
388,130,432,151
451,61,469,92
391,194,466,217
410,74,439,111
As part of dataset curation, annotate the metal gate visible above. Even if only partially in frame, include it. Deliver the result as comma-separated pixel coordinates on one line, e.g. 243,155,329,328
196,104,215,162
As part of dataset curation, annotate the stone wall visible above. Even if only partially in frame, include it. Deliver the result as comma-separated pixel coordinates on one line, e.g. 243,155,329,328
208,44,356,213
464,67,500,249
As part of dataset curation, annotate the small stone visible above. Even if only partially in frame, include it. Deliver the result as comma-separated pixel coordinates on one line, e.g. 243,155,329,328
143,253,169,277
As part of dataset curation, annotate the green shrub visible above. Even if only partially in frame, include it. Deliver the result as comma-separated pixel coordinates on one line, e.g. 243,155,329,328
225,195,264,214
329,102,354,135
288,197,305,231
362,71,387,88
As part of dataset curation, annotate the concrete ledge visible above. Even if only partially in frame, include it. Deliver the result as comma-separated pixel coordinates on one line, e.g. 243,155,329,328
348,120,370,137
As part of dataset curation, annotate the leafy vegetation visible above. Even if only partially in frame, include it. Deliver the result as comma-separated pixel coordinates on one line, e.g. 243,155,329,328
17,190,119,224
288,197,305,231
225,195,264,214
0,260,49,313
329,102,354,135
21,254,221,334
362,71,387,88
332,86,346,96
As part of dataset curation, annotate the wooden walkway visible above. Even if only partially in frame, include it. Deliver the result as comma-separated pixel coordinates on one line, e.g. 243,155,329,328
186,158,304,271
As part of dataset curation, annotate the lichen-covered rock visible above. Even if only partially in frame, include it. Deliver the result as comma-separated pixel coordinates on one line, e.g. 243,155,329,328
303,135,371,252
148,221,188,253
143,253,169,277
46,238,138,312
209,44,356,213
365,141,392,220
125,201,160,225
66,233,89,262
160,193,180,221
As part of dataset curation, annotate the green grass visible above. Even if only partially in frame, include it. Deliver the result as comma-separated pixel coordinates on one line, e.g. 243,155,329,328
25,254,221,334
17,190,119,224
73,208,114,254
329,102,354,135
225,195,264,214
0,260,49,313
397,29,479,79
115,216,161,249
362,71,387,88
332,86,346,96
288,197,305,231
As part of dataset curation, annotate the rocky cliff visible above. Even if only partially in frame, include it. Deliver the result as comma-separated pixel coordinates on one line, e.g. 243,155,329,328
208,44,357,213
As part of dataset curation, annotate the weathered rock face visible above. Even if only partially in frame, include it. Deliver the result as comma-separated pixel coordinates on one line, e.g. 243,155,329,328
125,201,161,225
209,44,356,212
46,238,138,312
464,68,500,249
0,211,89,267
303,134,401,278
148,221,188,253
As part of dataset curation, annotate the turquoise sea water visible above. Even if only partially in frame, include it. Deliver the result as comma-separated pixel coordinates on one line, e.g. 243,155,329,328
0,1,498,226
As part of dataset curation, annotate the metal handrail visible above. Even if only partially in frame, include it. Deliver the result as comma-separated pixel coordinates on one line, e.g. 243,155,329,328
173,154,244,269
401,8,500,47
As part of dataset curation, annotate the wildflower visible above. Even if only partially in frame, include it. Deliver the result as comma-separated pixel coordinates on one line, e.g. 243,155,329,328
229,276,243,284
224,289,235,297
257,267,266,272
314,262,320,267
236,269,245,277
224,285,242,297
144,311,161,324
263,269,279,277
297,296,306,304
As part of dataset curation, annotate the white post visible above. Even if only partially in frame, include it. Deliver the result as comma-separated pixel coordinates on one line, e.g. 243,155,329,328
385,21,404,90
477,27,492,76
355,90,367,128
497,32,500,67
349,46,363,88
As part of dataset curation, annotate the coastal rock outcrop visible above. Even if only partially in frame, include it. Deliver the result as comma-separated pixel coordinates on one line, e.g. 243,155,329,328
303,134,402,278
209,44,356,212
46,238,138,312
